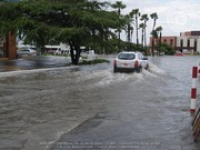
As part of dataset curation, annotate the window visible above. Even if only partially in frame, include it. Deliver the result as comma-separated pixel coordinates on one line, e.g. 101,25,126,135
187,39,190,47
180,39,183,47
194,40,197,51
170,39,173,45
118,53,135,60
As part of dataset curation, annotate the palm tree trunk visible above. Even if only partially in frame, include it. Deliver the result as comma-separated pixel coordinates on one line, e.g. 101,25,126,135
136,16,139,48
118,8,121,52
152,38,154,56
118,31,120,52
159,32,162,56
144,28,147,55
128,24,131,50
141,29,144,49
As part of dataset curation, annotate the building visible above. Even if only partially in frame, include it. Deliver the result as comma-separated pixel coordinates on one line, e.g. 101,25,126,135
149,36,177,49
149,31,200,53
177,31,200,53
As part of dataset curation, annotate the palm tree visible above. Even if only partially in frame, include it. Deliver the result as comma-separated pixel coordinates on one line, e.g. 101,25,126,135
140,14,149,52
155,26,163,56
139,23,145,49
150,12,158,56
150,12,158,30
124,14,134,50
130,9,140,48
111,1,126,52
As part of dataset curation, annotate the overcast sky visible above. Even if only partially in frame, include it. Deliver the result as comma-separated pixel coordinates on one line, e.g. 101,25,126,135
99,0,200,43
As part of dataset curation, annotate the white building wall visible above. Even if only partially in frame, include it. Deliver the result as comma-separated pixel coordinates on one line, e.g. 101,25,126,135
177,37,180,47
197,39,200,53
183,37,187,47
190,39,194,47
176,36,200,52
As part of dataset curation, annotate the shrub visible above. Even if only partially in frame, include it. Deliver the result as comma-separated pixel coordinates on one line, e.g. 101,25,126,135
79,59,110,65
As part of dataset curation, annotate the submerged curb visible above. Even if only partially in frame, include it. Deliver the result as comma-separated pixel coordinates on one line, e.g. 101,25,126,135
0,65,79,78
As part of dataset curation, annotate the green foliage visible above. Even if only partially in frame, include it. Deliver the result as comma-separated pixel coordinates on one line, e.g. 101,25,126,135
80,59,110,65
0,0,161,63
0,0,119,46
160,43,175,55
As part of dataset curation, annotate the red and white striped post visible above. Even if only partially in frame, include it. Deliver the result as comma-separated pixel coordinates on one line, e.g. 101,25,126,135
199,63,200,75
191,66,198,113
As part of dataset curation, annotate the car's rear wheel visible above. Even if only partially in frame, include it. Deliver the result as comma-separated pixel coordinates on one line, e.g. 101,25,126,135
135,66,142,73
145,64,149,70
113,66,118,73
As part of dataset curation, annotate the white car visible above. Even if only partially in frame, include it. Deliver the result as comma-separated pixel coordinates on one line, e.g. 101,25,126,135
113,51,149,73
54,48,62,55
17,48,37,58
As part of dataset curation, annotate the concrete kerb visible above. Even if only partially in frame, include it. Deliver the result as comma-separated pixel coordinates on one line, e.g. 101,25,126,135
0,58,9,61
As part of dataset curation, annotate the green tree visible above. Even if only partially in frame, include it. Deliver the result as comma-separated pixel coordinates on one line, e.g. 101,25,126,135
160,43,175,55
140,14,148,52
139,23,145,49
124,13,134,50
130,8,140,48
150,12,158,56
151,26,163,56
111,1,126,51
0,0,119,64
155,26,163,56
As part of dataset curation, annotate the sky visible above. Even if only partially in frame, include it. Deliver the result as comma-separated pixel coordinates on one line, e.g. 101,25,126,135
99,0,200,44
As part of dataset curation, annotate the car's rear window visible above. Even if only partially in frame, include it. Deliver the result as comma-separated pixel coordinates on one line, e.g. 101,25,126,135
118,53,135,60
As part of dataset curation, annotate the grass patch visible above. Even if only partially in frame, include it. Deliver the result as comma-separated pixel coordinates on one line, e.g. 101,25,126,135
79,58,110,65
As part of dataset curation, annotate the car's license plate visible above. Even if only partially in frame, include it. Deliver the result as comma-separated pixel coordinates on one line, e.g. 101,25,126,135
124,63,128,66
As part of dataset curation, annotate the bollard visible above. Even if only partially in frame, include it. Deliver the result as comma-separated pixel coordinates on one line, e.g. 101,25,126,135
191,66,198,113
199,63,200,74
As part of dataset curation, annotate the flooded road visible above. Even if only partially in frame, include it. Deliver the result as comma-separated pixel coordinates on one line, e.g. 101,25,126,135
0,56,200,150
0,56,71,72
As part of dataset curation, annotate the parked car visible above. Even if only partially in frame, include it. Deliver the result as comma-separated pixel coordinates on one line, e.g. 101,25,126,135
113,51,149,73
17,48,37,58
54,48,62,55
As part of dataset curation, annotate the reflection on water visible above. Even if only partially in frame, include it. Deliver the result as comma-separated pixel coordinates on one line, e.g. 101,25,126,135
0,56,200,150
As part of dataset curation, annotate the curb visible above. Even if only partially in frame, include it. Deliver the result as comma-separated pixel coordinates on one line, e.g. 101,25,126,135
0,58,9,61
0,66,79,78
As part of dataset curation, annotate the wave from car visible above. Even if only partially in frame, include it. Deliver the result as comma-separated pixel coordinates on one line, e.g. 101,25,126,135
113,51,149,73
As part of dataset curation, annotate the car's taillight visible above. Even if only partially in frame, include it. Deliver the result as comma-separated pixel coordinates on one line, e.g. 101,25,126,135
135,60,139,68
114,59,117,66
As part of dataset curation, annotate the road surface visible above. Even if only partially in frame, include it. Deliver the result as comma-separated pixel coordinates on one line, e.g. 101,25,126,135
0,55,200,150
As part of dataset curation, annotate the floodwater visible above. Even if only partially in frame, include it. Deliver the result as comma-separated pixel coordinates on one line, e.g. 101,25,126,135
0,55,200,150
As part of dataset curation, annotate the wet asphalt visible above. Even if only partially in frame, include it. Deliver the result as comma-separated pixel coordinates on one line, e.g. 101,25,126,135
0,55,200,150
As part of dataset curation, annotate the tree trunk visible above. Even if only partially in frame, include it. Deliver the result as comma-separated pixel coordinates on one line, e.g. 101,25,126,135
118,31,121,52
152,38,154,57
159,32,162,56
69,41,81,65
128,24,131,50
136,16,139,48
144,28,147,55
141,29,144,50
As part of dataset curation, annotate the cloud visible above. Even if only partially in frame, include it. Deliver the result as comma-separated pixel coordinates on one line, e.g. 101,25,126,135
99,0,200,43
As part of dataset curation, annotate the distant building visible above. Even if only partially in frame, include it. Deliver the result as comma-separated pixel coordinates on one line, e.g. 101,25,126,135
149,36,177,50
177,31,200,53
149,31,200,53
